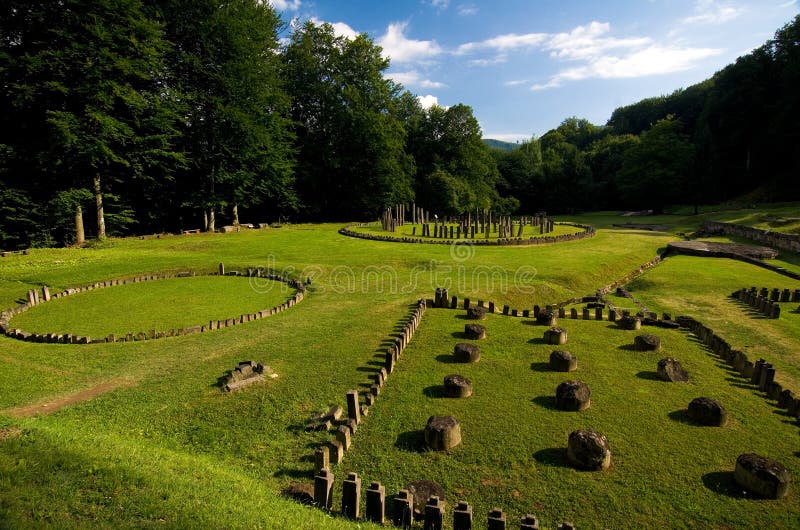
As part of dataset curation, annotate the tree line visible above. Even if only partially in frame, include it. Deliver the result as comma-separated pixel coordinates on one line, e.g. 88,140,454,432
495,15,800,216
1,3,798,249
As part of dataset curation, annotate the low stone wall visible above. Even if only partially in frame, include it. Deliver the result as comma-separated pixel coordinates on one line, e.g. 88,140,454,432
0,265,306,344
338,222,595,247
730,287,799,319
700,220,800,253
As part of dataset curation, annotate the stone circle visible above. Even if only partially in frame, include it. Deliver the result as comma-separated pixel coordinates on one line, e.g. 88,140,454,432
687,397,728,426
555,380,591,411
734,453,791,499
466,306,487,320
543,326,568,345
657,358,689,382
549,350,577,372
464,323,486,340
453,343,481,363
424,415,462,451
566,429,611,471
634,334,661,351
618,315,641,330
443,374,473,398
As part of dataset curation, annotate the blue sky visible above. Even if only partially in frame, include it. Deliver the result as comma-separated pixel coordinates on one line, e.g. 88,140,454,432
270,0,799,141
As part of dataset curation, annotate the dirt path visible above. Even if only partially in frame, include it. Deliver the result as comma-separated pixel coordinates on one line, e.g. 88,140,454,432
2,378,136,418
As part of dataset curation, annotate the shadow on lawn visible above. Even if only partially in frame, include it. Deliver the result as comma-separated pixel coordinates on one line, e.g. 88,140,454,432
667,409,692,424
530,362,552,372
435,354,460,364
423,385,445,398
531,396,559,410
617,344,638,352
701,471,748,498
395,430,427,452
450,331,466,339
532,448,570,468
635,371,661,381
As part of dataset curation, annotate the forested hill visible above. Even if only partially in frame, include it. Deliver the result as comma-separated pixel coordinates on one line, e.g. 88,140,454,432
483,139,521,151
0,2,798,249
492,14,800,216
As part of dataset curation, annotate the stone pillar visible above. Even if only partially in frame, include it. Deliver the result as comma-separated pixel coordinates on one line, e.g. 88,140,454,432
521,514,540,530
487,508,507,530
760,365,776,391
609,309,617,322
451,296,458,309
453,501,473,530
314,446,329,473
393,490,414,528
347,390,360,425
464,298,471,310
595,307,603,320
503,305,510,315
424,496,444,530
558,307,566,318
366,481,386,524
582,307,590,320
42,286,51,302
336,425,351,451
781,288,791,302
328,439,344,464
488,302,495,313
219,262,225,275
751,359,766,384
26,290,36,306
771,288,780,302
342,472,361,520
314,469,334,510
570,308,578,319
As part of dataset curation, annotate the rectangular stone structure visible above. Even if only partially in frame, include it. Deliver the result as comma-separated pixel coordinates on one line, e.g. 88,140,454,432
424,496,444,530
453,501,473,530
582,307,590,320
366,481,386,524
488,302,495,313
521,515,540,530
393,490,414,528
347,390,360,424
328,439,344,464
570,308,578,319
502,305,509,315
595,307,603,320
314,446,329,473
314,469,334,510
342,472,361,520
335,425,351,451
487,508,507,530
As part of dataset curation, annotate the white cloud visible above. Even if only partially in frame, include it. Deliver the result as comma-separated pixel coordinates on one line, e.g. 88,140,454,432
418,95,440,109
681,0,743,25
531,45,723,90
310,17,358,40
470,55,508,67
458,4,478,16
268,0,301,11
543,22,652,61
428,0,450,10
504,79,529,87
378,22,444,64
456,32,549,55
388,70,446,88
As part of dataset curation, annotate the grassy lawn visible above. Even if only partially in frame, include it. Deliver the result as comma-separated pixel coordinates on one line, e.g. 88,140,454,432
337,309,800,529
0,209,798,528
8,276,295,337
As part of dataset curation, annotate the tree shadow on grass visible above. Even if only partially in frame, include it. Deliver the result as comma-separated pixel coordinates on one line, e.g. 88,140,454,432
668,409,691,424
636,371,661,381
701,472,748,498
273,467,313,480
530,362,551,372
532,448,570,468
531,396,558,410
423,385,445,398
435,354,460,364
618,344,638,351
395,430,427,453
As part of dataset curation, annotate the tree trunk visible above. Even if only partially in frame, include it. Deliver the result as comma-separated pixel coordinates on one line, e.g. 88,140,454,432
232,203,239,226
94,173,106,239
203,210,208,231
75,204,85,246
207,206,216,232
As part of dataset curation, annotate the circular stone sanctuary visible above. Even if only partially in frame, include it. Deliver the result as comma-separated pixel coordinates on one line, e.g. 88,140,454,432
2,268,303,343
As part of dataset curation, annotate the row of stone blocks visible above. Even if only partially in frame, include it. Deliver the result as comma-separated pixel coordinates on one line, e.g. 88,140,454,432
731,287,790,318
315,300,427,467
676,316,800,419
0,265,305,343
339,223,596,247
312,470,572,530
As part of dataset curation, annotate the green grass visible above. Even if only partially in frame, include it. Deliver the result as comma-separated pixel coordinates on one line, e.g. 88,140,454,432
351,221,585,240
0,208,798,529
337,309,800,529
8,276,294,337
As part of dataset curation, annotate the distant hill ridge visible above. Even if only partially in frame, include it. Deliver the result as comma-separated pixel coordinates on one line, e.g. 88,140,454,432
483,138,520,151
